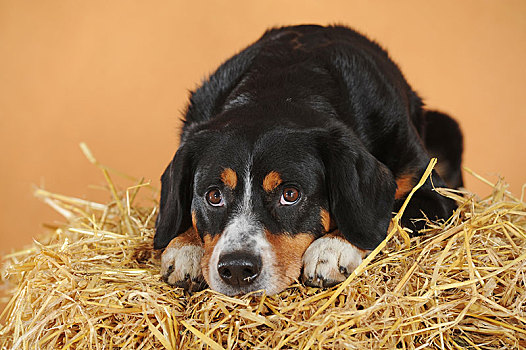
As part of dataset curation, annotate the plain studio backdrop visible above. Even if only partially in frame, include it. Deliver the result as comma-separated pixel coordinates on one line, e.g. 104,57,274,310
0,0,525,254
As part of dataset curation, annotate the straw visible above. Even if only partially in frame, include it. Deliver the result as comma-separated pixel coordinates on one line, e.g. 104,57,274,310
1,145,525,349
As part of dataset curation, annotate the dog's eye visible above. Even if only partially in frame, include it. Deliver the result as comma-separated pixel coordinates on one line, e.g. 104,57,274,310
280,187,300,205
206,189,224,207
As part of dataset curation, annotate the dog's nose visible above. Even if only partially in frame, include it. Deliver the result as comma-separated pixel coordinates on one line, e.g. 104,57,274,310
217,252,262,287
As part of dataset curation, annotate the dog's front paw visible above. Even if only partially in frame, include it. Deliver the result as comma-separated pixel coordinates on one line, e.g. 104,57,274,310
301,234,366,288
161,239,206,292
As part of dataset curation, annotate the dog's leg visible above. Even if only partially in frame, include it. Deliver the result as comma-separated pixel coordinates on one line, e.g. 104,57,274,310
395,169,458,234
160,228,206,292
301,231,369,288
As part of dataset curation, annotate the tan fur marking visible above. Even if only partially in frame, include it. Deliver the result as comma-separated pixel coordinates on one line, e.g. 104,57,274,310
395,174,415,200
161,227,204,291
191,211,198,232
325,230,370,258
265,231,314,288
320,209,331,232
166,227,202,249
263,171,282,192
201,234,221,286
221,168,238,189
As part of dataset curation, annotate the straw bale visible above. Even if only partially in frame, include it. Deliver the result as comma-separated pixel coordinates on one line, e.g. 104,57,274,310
1,149,525,349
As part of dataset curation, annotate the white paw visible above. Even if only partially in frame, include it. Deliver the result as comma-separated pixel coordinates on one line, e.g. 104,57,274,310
161,244,206,292
302,235,364,288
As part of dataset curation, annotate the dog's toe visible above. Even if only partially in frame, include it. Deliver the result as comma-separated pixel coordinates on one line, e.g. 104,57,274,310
161,244,206,292
302,234,365,288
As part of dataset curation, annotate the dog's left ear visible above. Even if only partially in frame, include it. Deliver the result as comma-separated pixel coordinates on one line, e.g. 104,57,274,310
318,125,396,250
154,143,194,249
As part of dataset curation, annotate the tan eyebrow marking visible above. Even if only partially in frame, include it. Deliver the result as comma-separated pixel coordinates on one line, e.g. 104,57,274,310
320,209,331,232
220,168,238,189
263,171,282,192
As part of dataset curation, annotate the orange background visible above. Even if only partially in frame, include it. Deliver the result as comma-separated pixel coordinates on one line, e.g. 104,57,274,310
1,0,525,255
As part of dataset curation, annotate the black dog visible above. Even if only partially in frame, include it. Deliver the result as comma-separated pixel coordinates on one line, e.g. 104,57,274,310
154,25,463,296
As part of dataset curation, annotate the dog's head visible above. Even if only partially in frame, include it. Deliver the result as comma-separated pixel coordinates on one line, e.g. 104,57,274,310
154,106,396,295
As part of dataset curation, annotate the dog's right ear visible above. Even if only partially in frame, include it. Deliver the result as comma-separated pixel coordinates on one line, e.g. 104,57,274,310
154,144,194,249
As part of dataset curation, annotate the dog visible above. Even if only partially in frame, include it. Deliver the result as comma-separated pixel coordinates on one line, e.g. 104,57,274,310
154,25,463,296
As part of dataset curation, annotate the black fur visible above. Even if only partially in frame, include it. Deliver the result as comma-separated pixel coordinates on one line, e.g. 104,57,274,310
422,110,464,188
154,24,463,250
